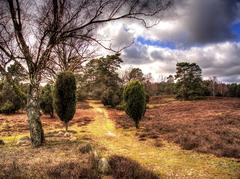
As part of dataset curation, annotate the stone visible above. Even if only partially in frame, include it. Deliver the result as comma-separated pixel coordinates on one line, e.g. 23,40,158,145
98,158,111,174
57,131,64,136
70,136,78,141
17,136,31,146
19,136,30,141
64,132,71,137
79,143,93,154
105,131,116,138
0,139,5,145
91,150,99,162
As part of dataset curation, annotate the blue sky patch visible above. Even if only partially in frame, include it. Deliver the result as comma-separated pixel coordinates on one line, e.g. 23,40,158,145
231,22,240,41
136,36,176,49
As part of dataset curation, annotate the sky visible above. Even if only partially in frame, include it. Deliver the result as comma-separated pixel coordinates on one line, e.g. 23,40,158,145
98,0,240,83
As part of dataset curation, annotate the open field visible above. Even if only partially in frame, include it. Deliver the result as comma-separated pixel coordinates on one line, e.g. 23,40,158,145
109,97,240,158
0,98,240,178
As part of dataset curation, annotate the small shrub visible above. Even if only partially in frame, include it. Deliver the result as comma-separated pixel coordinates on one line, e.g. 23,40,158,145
115,102,126,110
123,80,146,128
0,100,15,114
54,71,77,131
47,161,100,178
40,84,54,118
77,89,88,101
145,92,150,103
101,88,120,107
0,162,23,178
0,81,26,114
109,155,159,179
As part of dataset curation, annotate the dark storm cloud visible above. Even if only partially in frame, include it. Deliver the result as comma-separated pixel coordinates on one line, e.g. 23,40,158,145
122,44,150,64
150,50,164,60
180,0,240,44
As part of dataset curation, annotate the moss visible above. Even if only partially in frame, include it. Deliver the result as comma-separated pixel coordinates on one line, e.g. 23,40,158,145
1,134,28,144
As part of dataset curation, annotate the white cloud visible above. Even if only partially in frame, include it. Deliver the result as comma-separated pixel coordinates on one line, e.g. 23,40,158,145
121,42,240,83
93,0,240,83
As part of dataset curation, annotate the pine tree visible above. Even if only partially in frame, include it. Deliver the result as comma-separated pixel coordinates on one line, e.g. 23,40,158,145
54,72,76,131
123,80,146,128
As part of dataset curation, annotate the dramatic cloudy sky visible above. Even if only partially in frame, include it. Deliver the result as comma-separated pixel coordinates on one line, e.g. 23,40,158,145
98,0,240,83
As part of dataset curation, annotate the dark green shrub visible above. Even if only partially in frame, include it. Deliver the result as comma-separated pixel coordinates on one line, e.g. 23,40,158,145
77,89,88,101
123,80,146,128
0,100,15,114
145,92,150,103
115,101,126,111
0,81,26,114
101,88,120,107
40,84,54,118
54,72,76,131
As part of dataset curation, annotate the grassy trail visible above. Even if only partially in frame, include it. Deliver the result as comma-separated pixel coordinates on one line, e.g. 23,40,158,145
84,100,240,179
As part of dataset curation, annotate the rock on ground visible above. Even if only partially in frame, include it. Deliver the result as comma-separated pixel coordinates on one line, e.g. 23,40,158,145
79,143,94,154
16,136,31,146
0,139,4,145
98,158,111,175
105,131,116,138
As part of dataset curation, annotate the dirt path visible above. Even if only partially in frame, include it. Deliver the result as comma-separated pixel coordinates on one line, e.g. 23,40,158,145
84,100,240,179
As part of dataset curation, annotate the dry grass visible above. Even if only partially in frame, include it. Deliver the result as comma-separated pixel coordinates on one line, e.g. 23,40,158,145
109,97,240,158
1,99,240,178
0,102,100,178
86,100,240,179
0,141,100,178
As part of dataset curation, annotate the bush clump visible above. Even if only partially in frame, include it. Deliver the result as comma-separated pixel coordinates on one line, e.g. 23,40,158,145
123,80,146,128
101,88,121,107
0,81,26,114
54,71,77,131
0,100,15,114
40,84,54,118
109,155,159,179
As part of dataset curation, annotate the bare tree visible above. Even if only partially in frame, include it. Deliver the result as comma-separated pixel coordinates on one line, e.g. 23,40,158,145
44,38,95,81
0,0,172,147
210,76,217,97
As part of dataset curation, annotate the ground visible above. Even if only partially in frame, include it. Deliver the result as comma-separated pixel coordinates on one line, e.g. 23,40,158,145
0,97,240,178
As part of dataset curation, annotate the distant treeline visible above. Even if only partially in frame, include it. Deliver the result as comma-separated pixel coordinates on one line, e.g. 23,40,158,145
0,55,239,115
145,79,240,98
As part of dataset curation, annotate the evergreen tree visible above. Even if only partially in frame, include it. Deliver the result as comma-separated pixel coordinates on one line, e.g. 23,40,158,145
175,62,203,100
84,54,123,106
54,72,76,131
123,80,146,128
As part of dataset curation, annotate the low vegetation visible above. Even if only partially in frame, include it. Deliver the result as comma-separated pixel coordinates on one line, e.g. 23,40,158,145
110,96,240,158
1,100,240,178
40,84,54,118
109,155,158,179
0,80,26,114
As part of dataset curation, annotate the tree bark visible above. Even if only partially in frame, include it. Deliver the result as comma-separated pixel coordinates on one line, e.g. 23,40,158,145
65,122,68,132
135,121,139,129
27,77,45,147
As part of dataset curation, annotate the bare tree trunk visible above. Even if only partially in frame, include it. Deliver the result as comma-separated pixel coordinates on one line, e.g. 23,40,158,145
27,77,44,147
65,122,68,132
135,121,139,129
